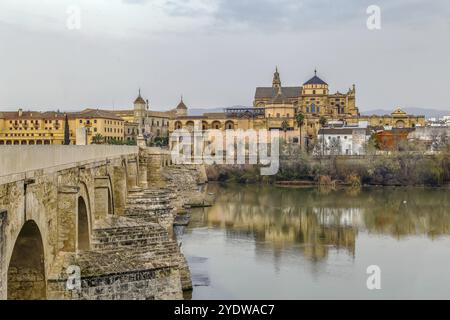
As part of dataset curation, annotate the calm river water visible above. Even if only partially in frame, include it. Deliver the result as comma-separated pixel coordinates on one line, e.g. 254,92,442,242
182,183,450,299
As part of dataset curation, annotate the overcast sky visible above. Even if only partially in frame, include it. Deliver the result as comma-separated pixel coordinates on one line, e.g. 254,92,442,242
1,0,449,112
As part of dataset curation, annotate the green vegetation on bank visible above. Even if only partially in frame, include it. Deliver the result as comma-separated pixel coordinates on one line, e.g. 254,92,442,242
206,141,450,187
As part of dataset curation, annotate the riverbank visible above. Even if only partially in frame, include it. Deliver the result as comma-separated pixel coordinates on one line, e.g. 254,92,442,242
205,150,450,187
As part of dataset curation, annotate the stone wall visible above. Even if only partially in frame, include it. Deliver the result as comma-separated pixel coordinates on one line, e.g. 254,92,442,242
0,146,203,300
0,210,6,299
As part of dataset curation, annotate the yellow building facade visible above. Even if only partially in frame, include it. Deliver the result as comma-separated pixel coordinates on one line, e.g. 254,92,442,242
0,108,124,145
169,68,426,145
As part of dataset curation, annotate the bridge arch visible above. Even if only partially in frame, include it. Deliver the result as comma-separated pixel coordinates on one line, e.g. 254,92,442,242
77,182,92,251
7,220,46,300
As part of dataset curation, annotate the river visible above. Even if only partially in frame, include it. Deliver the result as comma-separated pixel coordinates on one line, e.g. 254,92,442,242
182,183,450,299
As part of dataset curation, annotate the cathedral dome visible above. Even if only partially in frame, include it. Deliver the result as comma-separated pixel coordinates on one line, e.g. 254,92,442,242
176,96,187,109
134,89,146,104
304,70,328,86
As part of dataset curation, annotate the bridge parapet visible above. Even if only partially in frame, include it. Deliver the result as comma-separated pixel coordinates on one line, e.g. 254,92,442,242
0,146,139,183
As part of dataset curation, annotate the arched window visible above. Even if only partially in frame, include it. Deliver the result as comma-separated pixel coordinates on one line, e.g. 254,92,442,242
311,104,315,113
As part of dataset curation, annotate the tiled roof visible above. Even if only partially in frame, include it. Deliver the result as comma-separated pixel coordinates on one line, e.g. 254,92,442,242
255,86,301,99
134,95,146,104
176,100,187,110
318,127,371,135
270,90,287,104
304,75,328,86
73,109,124,121
318,128,354,135
0,110,66,120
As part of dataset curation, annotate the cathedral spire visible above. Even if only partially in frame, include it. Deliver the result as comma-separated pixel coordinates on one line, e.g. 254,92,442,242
272,66,281,89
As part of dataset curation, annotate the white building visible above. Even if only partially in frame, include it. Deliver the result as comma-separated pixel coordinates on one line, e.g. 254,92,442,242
317,121,371,155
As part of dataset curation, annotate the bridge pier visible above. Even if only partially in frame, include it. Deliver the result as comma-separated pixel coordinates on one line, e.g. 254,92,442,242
138,158,148,189
127,158,139,190
112,164,128,216
94,177,114,221
57,186,80,252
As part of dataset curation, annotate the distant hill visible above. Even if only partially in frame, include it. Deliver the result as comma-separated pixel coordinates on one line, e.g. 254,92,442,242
361,107,449,119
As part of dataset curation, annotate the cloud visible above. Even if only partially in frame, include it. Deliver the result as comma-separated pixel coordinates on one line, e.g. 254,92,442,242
122,0,150,4
0,0,449,111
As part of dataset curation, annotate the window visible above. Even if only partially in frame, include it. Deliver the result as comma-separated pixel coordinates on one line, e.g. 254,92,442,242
79,120,82,123
94,120,97,124
313,90,316,94
276,113,280,117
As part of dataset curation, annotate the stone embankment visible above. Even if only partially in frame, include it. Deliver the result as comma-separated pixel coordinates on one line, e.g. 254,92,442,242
47,164,207,300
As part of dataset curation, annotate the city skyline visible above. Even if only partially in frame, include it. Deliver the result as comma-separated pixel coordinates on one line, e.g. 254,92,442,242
1,0,450,112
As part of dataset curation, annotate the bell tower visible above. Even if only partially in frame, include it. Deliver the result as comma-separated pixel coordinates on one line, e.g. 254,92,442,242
272,67,281,89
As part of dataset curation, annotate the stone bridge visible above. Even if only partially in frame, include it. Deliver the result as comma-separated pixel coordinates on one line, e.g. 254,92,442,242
0,146,207,300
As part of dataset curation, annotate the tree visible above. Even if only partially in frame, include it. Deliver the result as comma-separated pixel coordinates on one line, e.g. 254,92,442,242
63,114,70,145
281,120,289,142
92,133,104,144
295,112,305,150
329,137,342,155
319,116,328,156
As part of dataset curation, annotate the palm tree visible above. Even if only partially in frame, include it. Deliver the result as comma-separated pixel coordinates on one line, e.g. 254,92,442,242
295,112,305,150
281,120,289,142
319,116,328,156
92,133,104,144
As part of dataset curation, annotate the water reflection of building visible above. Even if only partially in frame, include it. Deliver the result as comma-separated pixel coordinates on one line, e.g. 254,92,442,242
199,185,450,263
204,191,358,262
